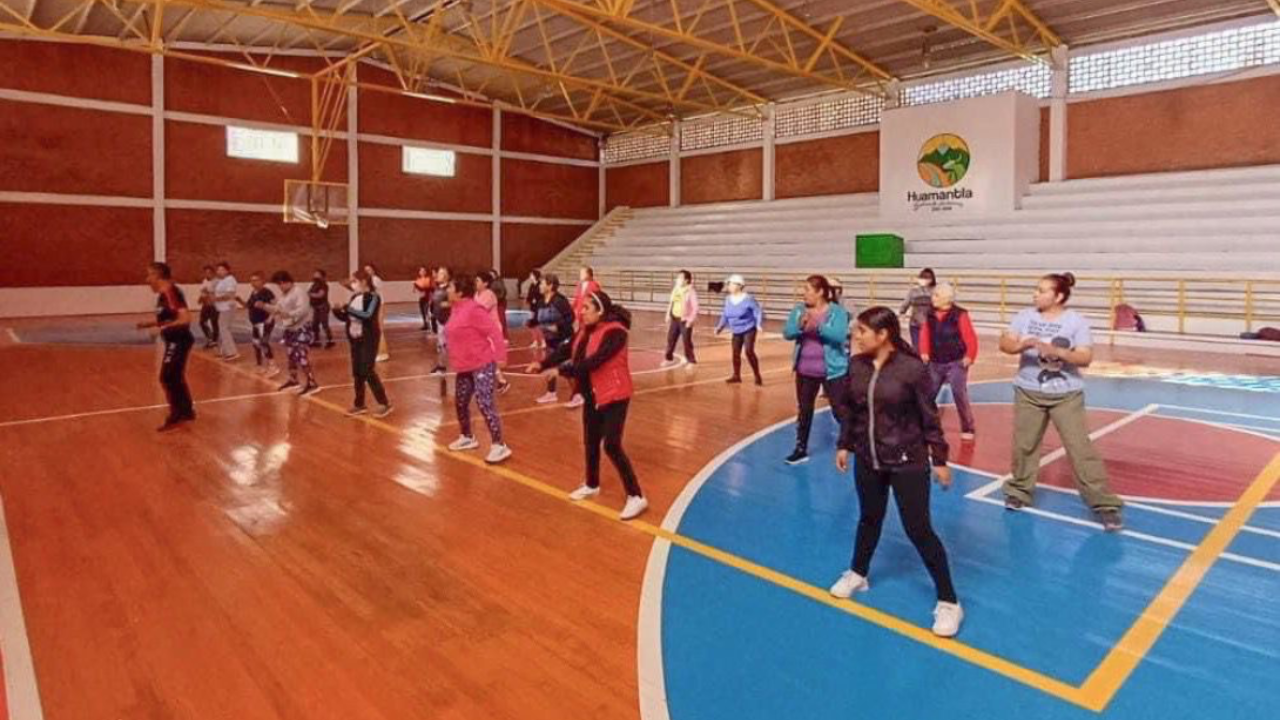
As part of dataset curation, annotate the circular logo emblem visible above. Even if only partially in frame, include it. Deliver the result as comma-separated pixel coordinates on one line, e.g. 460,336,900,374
917,133,971,188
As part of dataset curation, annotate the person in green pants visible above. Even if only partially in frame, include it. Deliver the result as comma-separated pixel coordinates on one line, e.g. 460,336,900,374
999,272,1124,532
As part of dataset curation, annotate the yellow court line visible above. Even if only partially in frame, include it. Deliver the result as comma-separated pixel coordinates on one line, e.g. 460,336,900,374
1077,451,1280,712
438,365,795,426
196,351,1094,708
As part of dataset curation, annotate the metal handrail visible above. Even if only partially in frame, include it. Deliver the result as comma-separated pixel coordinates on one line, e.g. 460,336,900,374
590,268,1280,337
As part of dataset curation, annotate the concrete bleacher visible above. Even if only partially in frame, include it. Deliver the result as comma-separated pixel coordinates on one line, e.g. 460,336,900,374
548,164,1280,347
583,163,1280,273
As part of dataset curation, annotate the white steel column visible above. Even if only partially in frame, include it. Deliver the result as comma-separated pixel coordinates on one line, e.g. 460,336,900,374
151,55,165,262
762,103,776,201
1049,44,1070,182
347,65,360,273
669,120,681,207
598,138,606,218
492,107,502,272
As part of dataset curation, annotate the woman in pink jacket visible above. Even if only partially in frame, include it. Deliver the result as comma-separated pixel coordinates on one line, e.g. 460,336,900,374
474,272,512,395
445,272,512,464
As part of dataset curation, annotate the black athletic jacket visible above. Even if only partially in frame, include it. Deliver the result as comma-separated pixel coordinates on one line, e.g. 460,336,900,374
837,351,949,469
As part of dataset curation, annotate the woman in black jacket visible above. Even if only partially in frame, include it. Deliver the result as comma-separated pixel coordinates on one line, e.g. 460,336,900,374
530,273,577,405
332,269,392,418
830,306,962,638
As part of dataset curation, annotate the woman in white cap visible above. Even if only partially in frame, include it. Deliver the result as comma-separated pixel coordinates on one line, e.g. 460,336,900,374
714,274,764,385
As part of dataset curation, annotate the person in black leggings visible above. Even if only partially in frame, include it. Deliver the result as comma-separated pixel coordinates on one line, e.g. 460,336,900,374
532,291,647,521
829,306,961,638
333,269,392,417
309,269,334,348
714,273,764,385
530,273,575,404
197,264,219,348
137,262,196,432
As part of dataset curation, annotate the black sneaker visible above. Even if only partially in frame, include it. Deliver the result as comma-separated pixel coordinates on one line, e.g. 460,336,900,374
430,365,447,376
725,376,742,384
299,382,321,397
277,380,300,392
754,377,764,386
156,417,188,432
1098,509,1124,532
1004,496,1026,511
785,448,809,465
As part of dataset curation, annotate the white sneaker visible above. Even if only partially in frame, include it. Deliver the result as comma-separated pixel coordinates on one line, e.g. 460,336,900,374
448,436,479,451
265,365,280,378
485,444,512,464
659,359,678,368
960,432,976,441
568,484,600,501
932,601,964,638
620,495,648,521
829,570,870,599
375,353,390,363
535,391,558,404
565,395,584,409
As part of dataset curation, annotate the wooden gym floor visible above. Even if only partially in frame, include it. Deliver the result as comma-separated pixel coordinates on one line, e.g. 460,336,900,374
0,307,1276,720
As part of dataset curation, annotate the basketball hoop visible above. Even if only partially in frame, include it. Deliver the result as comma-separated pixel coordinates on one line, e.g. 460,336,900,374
284,179,350,227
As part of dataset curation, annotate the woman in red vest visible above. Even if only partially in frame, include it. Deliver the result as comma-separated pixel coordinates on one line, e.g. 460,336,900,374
530,291,647,521
917,282,979,441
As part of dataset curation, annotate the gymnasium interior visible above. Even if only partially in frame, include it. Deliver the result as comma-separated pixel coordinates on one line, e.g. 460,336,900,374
1,1,1278,719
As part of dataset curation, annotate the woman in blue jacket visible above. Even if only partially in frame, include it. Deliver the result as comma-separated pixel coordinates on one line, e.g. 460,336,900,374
714,273,764,386
782,275,851,465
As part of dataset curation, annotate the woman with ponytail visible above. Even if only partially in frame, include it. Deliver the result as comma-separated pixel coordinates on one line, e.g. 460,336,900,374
781,275,851,465
999,272,1124,531
829,306,962,638
530,291,647,521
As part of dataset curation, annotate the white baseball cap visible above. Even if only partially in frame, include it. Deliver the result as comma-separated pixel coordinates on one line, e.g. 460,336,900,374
725,274,746,287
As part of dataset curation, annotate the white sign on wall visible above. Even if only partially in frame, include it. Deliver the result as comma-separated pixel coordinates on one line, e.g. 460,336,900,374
879,91,1040,222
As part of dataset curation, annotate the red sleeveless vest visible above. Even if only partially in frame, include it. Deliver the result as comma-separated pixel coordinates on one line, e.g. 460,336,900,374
571,320,632,406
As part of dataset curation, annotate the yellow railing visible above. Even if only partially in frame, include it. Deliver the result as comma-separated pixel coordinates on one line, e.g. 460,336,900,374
592,268,1280,338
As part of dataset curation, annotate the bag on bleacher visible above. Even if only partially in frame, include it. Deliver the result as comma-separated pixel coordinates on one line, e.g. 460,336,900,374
1112,304,1146,332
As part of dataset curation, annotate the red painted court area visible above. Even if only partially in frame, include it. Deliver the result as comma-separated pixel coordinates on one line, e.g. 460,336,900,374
940,406,1280,504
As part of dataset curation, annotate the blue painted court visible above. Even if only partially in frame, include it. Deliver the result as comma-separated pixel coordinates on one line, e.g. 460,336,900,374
642,376,1280,720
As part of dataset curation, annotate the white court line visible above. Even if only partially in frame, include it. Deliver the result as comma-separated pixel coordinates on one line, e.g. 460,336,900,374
957,401,1280,509
969,495,1280,574
637,413,801,720
0,371,452,429
0,388,285,428
1158,404,1280,424
0,496,45,720
949,459,1280,537
964,403,1160,500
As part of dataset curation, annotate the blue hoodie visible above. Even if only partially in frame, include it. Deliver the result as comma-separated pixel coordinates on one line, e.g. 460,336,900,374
715,294,764,335
782,302,850,380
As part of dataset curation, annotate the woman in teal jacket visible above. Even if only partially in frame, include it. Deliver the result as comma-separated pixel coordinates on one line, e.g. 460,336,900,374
782,275,851,465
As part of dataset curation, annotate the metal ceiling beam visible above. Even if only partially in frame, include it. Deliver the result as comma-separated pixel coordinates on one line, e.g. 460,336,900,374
513,0,916,106
896,0,1061,63
0,3,647,132
531,0,894,97
507,0,769,109
141,0,735,121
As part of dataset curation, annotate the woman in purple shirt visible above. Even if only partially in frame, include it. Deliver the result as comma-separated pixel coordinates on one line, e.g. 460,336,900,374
781,275,852,466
